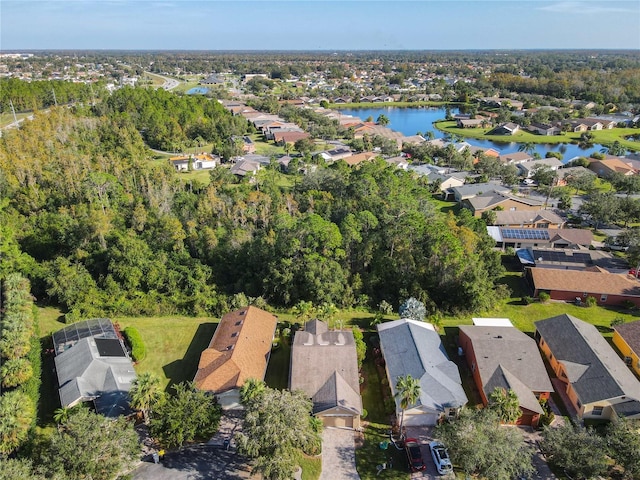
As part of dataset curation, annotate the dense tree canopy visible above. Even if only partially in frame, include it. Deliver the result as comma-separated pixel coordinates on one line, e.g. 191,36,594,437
236,387,322,480
34,407,139,480
0,89,506,320
435,408,535,480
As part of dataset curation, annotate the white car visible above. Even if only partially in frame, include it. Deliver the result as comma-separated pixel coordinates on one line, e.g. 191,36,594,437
429,440,453,475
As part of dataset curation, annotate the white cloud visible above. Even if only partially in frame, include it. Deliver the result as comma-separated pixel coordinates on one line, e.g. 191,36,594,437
538,1,637,14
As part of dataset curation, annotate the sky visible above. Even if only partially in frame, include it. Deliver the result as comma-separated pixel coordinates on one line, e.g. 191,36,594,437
2,0,640,51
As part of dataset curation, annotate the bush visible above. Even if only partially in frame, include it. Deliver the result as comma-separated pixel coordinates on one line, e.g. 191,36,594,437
522,296,534,305
361,408,368,419
123,327,146,362
538,292,550,303
585,296,597,307
621,300,635,310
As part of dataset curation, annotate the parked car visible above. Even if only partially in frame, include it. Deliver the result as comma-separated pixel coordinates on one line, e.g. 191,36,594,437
429,440,453,475
404,437,426,472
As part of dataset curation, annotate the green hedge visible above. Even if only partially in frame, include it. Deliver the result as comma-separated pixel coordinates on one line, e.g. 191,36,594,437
123,327,146,362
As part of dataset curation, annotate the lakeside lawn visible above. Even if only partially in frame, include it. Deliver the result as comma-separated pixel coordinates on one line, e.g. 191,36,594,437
435,120,640,152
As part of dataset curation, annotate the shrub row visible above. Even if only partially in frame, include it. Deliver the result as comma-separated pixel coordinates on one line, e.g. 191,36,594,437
123,327,146,362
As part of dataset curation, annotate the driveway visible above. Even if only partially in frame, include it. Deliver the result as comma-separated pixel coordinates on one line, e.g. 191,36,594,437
405,427,452,480
319,428,360,480
131,445,257,480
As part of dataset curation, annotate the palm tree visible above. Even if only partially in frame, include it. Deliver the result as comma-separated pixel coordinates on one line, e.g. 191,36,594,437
129,372,162,424
488,387,521,424
53,406,74,426
240,378,266,405
395,374,421,436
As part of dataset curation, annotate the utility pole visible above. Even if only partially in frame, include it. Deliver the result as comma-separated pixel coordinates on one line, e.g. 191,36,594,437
52,88,58,107
9,99,18,123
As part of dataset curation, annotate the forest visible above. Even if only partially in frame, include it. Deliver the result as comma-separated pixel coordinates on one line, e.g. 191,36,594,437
0,87,505,323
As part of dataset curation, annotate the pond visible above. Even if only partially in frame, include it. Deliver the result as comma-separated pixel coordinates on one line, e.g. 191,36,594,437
337,106,599,162
186,87,210,95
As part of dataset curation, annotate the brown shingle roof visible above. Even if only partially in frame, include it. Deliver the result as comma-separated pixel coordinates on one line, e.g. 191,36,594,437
194,306,277,393
550,229,593,246
530,269,640,297
614,320,640,356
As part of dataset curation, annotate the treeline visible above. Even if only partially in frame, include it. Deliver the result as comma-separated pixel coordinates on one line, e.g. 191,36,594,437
97,86,247,151
0,78,95,113
0,100,505,321
0,274,39,456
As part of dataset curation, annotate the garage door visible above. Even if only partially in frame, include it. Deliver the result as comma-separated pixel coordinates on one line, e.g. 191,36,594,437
403,412,438,426
322,415,354,429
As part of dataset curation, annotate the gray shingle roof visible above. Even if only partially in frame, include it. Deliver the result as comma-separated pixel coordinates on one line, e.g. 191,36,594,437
290,320,362,415
377,319,467,413
54,327,136,417
459,326,553,414
535,314,640,405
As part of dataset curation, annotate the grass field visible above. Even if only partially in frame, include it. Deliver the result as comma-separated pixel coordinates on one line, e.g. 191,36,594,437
0,111,31,128
435,121,640,152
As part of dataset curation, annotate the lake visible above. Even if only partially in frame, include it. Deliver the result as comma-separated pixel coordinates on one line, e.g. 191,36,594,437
337,106,599,162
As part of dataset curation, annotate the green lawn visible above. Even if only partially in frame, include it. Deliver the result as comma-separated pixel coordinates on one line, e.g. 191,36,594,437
264,341,291,390
435,121,640,152
0,111,31,128
298,453,322,480
355,422,409,480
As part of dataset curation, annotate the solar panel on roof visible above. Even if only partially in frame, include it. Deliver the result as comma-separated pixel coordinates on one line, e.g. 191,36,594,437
501,228,550,240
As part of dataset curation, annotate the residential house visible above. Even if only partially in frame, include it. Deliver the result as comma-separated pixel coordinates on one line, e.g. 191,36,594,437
526,268,640,307
480,97,524,110
517,158,564,178
458,323,553,427
463,191,544,217
385,156,410,170
53,318,136,417
426,172,466,192
493,210,565,229
515,247,611,271
315,146,353,163
556,166,595,186
535,314,640,420
526,123,561,136
289,320,362,429
467,145,500,160
273,131,310,146
231,135,256,154
457,118,485,128
447,183,510,203
230,159,261,177
194,306,278,409
613,320,640,377
488,122,520,136
498,152,535,165
343,151,378,167
377,319,467,426
588,159,637,178
488,227,593,249
563,118,612,132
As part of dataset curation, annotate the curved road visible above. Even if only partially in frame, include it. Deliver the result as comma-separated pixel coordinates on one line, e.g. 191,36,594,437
146,71,180,91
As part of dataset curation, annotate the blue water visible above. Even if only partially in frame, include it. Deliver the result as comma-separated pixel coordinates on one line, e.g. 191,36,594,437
337,106,599,162
186,87,210,95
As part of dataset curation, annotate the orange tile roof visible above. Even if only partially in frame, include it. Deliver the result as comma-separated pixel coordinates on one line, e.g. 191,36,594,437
344,151,377,166
530,268,640,297
194,306,278,392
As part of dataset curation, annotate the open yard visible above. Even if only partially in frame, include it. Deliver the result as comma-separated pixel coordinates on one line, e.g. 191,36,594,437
435,120,640,152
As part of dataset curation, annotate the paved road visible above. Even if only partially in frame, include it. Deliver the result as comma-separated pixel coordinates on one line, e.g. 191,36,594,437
145,71,180,91
131,445,256,480
319,428,360,480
